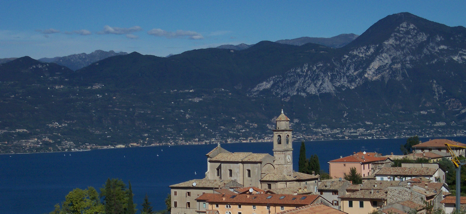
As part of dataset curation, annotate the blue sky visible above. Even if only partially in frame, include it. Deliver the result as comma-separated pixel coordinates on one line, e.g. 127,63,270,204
0,0,465,59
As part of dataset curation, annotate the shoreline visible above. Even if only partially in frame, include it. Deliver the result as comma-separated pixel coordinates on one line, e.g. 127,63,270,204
1,135,465,156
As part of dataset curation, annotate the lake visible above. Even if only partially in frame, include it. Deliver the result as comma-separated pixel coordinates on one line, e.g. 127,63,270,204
0,137,464,214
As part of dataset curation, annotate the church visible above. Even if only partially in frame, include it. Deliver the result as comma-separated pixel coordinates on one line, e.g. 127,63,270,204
170,110,320,214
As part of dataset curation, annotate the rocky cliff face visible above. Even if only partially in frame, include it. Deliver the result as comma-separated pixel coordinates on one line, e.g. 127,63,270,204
249,17,465,99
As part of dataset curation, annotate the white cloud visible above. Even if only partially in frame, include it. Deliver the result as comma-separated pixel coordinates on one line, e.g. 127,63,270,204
126,34,138,39
147,28,203,40
35,28,60,34
65,29,92,35
209,31,232,36
98,25,142,35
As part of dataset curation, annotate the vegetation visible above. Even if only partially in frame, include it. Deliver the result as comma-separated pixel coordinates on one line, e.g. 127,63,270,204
50,178,140,214
344,167,362,184
391,156,430,167
141,194,154,214
297,142,322,176
298,141,307,173
400,136,420,155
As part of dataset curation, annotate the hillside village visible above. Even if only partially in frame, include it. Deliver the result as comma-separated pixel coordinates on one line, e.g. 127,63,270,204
170,111,466,214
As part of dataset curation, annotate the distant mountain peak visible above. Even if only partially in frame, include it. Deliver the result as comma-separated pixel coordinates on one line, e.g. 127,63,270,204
38,50,128,70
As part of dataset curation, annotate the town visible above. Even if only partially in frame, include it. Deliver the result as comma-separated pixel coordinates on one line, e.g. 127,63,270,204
169,111,466,214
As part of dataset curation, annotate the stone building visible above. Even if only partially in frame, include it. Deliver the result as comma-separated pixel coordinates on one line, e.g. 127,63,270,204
317,179,351,210
170,111,319,214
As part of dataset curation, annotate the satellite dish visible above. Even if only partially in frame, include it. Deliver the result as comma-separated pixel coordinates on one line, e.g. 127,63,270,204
193,182,197,187
249,188,253,193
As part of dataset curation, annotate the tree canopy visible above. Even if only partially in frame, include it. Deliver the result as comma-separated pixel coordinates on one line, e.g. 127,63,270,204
400,135,420,155
344,167,362,184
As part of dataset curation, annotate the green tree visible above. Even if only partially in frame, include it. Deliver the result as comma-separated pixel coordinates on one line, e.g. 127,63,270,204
344,167,362,184
400,135,420,155
307,154,320,175
298,141,307,173
127,181,136,214
165,194,171,213
50,187,104,214
101,178,129,214
141,194,154,214
319,170,331,180
392,156,429,167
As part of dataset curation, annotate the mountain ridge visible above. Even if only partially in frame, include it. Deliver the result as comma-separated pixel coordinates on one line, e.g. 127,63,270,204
0,12,464,154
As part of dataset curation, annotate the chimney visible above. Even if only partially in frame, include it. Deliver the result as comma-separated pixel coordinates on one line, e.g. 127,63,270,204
312,171,315,175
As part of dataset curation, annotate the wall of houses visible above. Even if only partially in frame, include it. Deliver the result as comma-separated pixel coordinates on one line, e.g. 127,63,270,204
172,188,217,214
329,162,361,179
340,199,385,214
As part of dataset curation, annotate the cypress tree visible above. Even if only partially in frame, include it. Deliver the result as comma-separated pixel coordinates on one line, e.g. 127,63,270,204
104,178,114,214
298,141,307,173
127,181,135,214
142,194,154,214
314,155,320,175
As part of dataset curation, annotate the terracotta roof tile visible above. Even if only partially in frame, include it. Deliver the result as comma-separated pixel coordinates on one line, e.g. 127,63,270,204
340,190,386,199
214,189,236,195
329,152,387,163
360,180,404,190
318,180,350,190
269,187,314,195
346,184,361,191
196,193,320,206
235,187,266,194
398,200,424,210
170,179,242,188
375,167,437,176
413,139,465,148
441,196,467,204
209,152,271,162
276,203,347,214
381,207,406,214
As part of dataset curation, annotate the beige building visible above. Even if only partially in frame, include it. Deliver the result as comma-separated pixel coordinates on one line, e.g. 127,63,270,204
340,190,387,214
170,111,319,214
328,152,388,179
412,139,466,158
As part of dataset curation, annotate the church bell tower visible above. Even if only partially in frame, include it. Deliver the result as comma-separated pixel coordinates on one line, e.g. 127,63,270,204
273,109,293,177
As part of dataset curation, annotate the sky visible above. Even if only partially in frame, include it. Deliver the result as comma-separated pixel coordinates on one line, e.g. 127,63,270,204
0,0,465,59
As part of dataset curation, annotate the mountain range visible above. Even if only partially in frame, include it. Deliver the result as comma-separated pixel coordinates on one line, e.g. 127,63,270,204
0,12,464,154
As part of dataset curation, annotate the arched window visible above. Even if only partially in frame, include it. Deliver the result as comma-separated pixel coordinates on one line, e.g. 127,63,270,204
286,135,290,144
277,135,281,144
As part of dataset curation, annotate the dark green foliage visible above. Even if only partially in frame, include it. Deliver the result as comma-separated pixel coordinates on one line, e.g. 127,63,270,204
101,178,128,214
127,181,136,214
400,136,420,155
307,154,320,175
165,194,171,213
319,170,331,180
344,167,362,184
392,156,430,167
50,187,104,214
141,194,154,214
298,141,307,173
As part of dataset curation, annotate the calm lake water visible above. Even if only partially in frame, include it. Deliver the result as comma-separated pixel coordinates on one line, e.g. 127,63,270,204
0,137,464,214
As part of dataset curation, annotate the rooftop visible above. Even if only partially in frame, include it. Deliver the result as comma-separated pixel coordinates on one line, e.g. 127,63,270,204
413,139,465,148
375,167,437,176
318,180,350,190
196,193,320,206
170,178,242,189
398,200,424,211
441,196,467,204
329,152,387,163
210,152,271,162
340,190,387,199
276,203,347,214
360,180,404,190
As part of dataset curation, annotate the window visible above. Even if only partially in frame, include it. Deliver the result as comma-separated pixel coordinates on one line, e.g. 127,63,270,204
277,135,281,144
281,206,285,210
247,169,251,178
217,167,221,177
344,164,346,167
225,212,231,214
349,201,353,208
186,192,191,197
253,205,256,209
267,184,272,189
216,204,219,208
174,201,178,208
238,205,241,209
187,202,191,208
332,200,339,206
279,196,285,199
238,212,242,214
226,205,231,209
332,191,338,195
320,191,323,195
372,201,377,207
359,201,364,208
363,165,365,170
203,203,206,208
267,196,272,199
267,205,270,210
229,169,232,177
174,191,177,196
286,135,289,144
